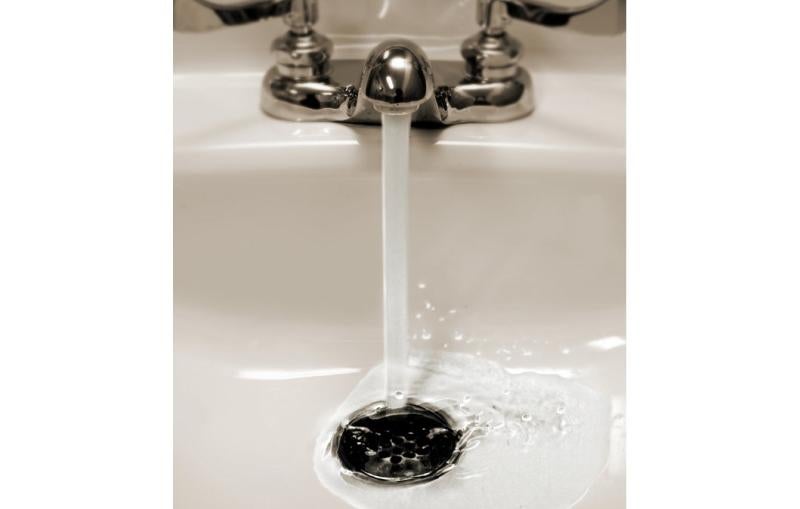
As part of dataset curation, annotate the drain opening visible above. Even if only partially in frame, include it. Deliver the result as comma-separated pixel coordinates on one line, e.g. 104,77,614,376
334,402,462,485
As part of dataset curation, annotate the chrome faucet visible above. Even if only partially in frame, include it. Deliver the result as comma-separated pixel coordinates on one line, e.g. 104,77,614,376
177,0,609,125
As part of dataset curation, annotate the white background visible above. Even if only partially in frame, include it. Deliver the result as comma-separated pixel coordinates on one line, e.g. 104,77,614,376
1,1,799,508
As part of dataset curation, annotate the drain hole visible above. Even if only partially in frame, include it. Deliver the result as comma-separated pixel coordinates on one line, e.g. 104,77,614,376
335,402,462,485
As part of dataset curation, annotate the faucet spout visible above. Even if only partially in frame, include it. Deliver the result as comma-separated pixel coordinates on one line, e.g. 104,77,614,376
360,40,434,115
179,0,614,125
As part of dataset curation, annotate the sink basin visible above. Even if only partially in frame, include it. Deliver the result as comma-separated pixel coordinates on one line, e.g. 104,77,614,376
174,21,625,509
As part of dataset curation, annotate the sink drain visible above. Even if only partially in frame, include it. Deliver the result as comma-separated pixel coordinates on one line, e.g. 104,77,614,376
333,402,462,485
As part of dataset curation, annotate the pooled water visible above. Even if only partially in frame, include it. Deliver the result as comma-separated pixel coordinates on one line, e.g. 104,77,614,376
314,352,611,509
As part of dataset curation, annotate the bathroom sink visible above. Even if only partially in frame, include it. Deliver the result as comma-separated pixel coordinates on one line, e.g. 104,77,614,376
174,24,625,509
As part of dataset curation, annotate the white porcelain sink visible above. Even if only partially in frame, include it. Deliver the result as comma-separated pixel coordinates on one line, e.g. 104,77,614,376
174,14,625,509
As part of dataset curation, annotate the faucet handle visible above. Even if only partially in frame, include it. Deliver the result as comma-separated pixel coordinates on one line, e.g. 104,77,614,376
195,0,317,33
462,0,608,81
184,0,332,82
477,0,607,34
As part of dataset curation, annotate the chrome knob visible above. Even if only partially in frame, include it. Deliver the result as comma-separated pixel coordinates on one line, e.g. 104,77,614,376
477,0,608,34
189,0,317,33
361,40,434,115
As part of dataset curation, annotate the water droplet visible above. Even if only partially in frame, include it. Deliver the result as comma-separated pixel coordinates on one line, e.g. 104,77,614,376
475,351,482,356
502,389,511,396
448,308,457,315
556,404,566,415
393,390,405,400
453,330,464,341
521,413,532,422
463,395,472,403
417,282,426,289
438,316,446,322
522,349,533,357
443,343,449,349
421,329,432,340
561,348,571,355
415,313,422,319
424,301,433,310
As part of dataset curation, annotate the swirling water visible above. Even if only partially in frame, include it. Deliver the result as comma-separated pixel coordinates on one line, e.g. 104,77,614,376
315,352,610,508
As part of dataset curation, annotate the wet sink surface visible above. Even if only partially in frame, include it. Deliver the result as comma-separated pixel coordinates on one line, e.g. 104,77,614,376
174,36,625,509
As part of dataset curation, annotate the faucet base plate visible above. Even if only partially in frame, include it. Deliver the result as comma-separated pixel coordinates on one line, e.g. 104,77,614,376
261,60,534,127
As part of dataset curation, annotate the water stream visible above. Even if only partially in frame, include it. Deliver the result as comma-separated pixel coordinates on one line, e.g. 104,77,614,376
381,112,412,409
313,113,614,508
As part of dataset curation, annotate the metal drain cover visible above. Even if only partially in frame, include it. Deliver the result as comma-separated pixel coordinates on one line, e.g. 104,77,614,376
334,402,462,485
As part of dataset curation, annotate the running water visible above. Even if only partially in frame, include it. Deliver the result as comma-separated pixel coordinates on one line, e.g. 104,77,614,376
313,112,616,508
315,352,612,509
381,112,412,409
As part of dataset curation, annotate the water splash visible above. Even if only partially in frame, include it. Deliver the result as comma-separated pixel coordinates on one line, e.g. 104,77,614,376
315,352,611,509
